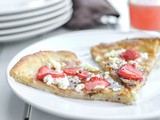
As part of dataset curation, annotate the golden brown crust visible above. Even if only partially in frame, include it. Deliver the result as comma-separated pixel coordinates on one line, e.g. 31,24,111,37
91,38,160,91
10,50,136,104
10,51,80,86
91,38,160,56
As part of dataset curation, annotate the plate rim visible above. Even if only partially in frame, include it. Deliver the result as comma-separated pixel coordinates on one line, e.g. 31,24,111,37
0,10,72,42
0,0,69,22
6,30,160,119
0,0,63,15
0,5,72,35
0,1,72,29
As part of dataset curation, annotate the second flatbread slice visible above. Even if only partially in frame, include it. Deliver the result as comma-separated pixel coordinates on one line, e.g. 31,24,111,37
91,38,160,91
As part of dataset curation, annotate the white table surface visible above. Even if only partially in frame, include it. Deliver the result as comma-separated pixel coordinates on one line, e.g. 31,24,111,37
1,1,159,120
0,28,71,120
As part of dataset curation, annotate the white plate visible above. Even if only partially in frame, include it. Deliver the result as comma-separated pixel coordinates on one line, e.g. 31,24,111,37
0,6,72,35
0,0,63,15
0,0,68,22
0,11,72,42
6,30,160,119
0,0,72,29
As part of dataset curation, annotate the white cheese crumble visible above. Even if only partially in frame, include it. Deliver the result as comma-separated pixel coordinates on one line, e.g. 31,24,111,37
104,49,127,69
135,58,142,62
141,53,148,60
86,77,91,82
104,49,125,58
43,75,70,89
49,59,61,71
75,84,85,92
81,62,99,71
54,77,70,89
108,57,127,69
104,49,148,70
128,60,138,65
95,55,102,62
109,63,118,69
112,87,122,92
104,71,109,79
43,75,54,85
68,76,81,84
108,57,119,64
94,85,105,89
134,53,148,62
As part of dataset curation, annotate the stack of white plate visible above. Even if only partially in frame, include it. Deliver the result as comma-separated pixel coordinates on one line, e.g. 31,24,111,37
0,0,72,42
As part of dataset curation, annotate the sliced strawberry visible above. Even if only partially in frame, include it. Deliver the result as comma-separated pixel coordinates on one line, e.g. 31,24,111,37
37,65,65,81
117,64,143,81
85,76,110,91
131,63,137,68
77,70,89,79
63,67,81,76
50,71,65,78
63,67,89,79
119,49,141,61
37,66,51,81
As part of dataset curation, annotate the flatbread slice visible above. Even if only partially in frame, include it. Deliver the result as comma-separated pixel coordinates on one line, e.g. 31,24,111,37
10,51,137,104
91,38,160,91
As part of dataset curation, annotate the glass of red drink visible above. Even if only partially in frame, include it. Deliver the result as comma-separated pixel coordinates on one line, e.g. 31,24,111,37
129,0,160,30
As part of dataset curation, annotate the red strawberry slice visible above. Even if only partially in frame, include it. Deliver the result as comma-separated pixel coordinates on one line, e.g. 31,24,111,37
63,67,89,79
117,64,143,81
131,63,137,68
37,66,51,80
63,67,81,76
119,49,141,61
77,70,89,79
50,71,65,78
85,76,110,91
37,66,65,81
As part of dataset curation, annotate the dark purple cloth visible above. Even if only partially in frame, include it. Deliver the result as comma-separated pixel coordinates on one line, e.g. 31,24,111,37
65,0,120,29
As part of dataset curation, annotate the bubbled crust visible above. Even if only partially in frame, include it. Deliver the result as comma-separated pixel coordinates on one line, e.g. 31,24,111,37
91,38,160,91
